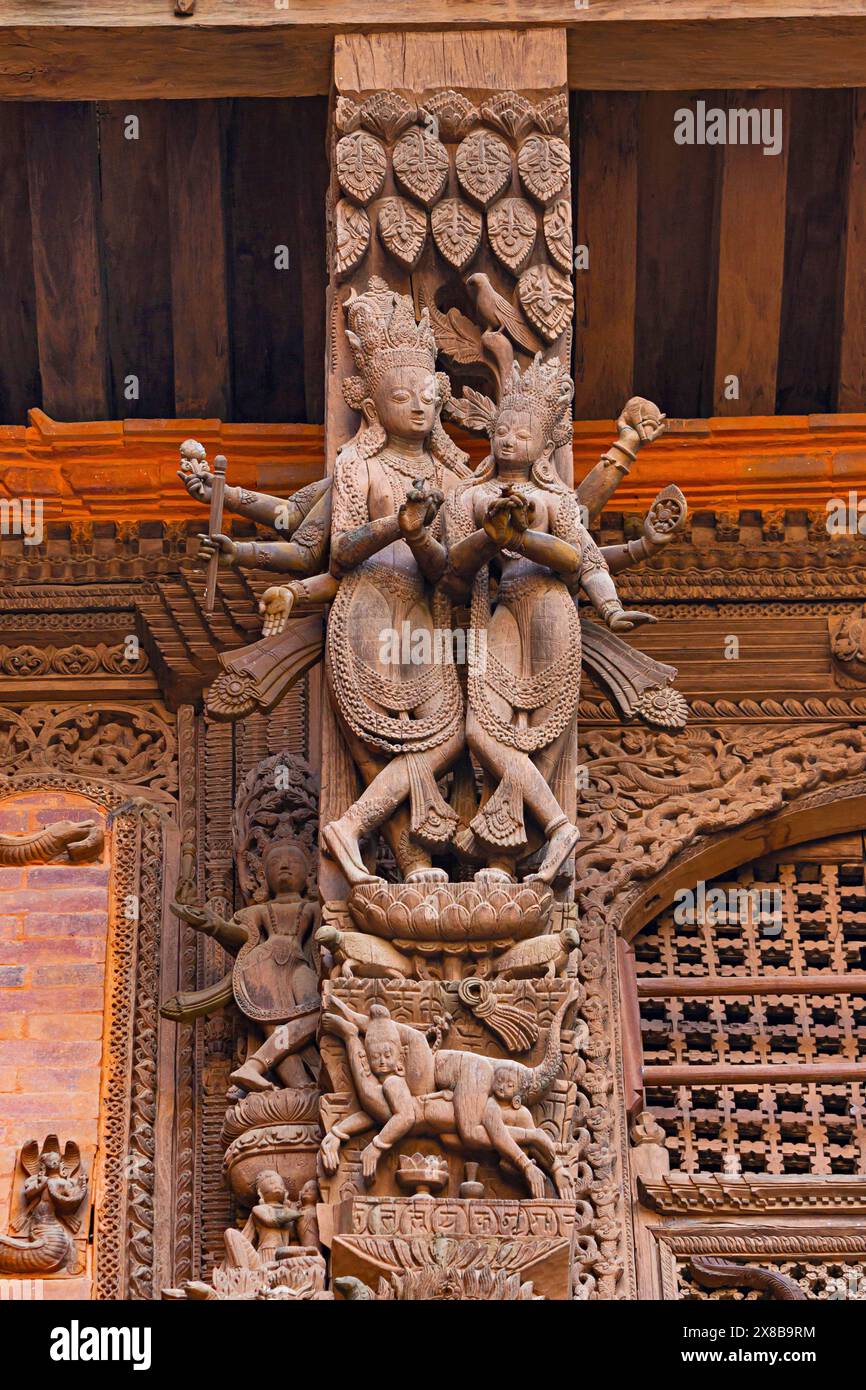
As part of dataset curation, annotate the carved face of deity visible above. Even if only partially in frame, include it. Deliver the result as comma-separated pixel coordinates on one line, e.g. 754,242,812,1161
264,842,309,897
366,365,438,444
491,406,548,475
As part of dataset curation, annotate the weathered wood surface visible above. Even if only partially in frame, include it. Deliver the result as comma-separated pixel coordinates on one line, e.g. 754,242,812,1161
712,92,789,416
0,105,40,422
4,11,866,98
838,89,866,411
99,102,175,419
166,100,231,419
25,103,110,421
573,92,638,421
776,88,853,414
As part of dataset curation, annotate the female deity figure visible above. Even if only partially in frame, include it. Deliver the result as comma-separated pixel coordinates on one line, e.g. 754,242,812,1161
442,353,661,885
317,277,474,886
161,839,320,1095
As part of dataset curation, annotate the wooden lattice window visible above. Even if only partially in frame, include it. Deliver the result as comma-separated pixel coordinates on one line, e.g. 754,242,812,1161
629,837,866,1175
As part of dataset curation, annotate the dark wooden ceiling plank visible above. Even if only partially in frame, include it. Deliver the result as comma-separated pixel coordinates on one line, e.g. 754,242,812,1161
634,91,721,420
26,102,111,421
573,92,639,422
712,91,790,416
289,97,328,426
225,98,306,424
777,88,853,415
165,99,231,419
838,89,866,412
0,104,40,424
98,101,175,418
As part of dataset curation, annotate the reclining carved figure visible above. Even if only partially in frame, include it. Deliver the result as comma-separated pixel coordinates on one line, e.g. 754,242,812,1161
321,985,578,1199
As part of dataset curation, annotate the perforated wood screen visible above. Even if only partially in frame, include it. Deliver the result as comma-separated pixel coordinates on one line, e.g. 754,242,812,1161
635,841,866,1174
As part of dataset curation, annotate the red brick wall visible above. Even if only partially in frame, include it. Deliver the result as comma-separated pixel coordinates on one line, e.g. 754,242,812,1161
0,790,109,1297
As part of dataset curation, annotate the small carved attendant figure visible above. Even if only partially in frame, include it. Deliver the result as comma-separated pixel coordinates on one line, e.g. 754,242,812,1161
444,356,660,884
0,1136,88,1276
223,1169,308,1270
163,840,320,1095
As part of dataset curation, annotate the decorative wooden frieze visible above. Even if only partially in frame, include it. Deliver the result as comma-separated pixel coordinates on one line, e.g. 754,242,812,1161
487,197,537,275
430,198,482,271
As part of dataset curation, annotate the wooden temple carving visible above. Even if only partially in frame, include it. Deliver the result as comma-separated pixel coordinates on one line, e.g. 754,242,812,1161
4,23,866,1311
149,32,694,1303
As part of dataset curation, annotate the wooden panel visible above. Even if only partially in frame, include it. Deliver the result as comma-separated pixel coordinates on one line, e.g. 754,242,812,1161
98,102,174,418
573,91,638,420
712,91,789,415
166,100,230,419
226,99,305,423
289,98,328,425
838,89,866,411
0,105,39,424
25,102,110,421
634,92,720,420
777,89,853,414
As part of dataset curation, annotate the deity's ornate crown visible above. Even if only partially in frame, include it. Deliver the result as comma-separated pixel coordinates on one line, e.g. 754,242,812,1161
343,277,436,397
499,353,574,449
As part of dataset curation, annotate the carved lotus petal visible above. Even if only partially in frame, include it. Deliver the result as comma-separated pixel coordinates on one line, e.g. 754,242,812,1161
376,195,427,269
412,898,440,936
496,898,523,935
336,130,387,205
430,198,482,270
359,91,417,142
420,90,478,143
455,129,513,208
517,264,573,343
487,196,537,275
533,93,569,136
335,96,361,134
469,898,498,934
381,898,411,937
543,198,573,273
392,128,449,208
334,199,371,279
439,897,470,937
360,900,388,936
480,91,534,142
517,134,570,205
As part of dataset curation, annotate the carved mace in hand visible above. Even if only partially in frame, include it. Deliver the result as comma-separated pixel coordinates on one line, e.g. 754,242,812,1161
203,454,228,613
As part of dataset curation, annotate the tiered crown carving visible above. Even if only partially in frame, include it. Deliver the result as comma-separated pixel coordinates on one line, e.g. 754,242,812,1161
344,276,437,390
499,352,574,448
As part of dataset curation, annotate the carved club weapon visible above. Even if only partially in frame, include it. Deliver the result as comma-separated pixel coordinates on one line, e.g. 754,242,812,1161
204,453,228,613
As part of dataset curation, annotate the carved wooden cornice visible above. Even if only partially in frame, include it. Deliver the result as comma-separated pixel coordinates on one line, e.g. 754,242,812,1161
639,1173,866,1217
5,409,866,524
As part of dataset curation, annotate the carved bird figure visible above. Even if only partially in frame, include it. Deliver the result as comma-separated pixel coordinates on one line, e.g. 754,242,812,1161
466,272,542,354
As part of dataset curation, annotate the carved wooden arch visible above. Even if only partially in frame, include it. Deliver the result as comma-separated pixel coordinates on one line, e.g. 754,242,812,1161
573,721,866,1298
0,769,181,1300
615,773,866,945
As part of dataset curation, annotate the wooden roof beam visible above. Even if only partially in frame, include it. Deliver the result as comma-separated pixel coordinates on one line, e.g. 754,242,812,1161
3,9,866,99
